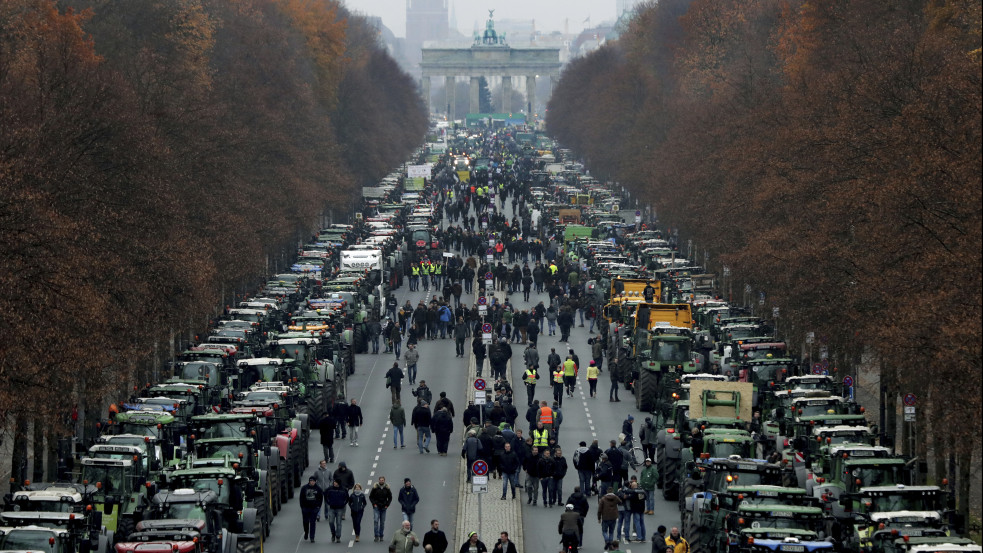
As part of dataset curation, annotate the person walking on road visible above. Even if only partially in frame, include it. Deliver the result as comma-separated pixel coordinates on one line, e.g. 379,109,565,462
387,362,405,404
370,476,393,542
319,413,336,463
454,317,468,357
412,380,433,406
598,489,622,550
473,336,487,377
325,479,348,543
422,519,449,553
627,481,647,543
639,458,659,514
391,321,403,359
565,486,590,547
586,360,599,398
524,446,541,505
551,365,565,406
431,406,453,456
411,401,432,454
404,344,420,385
640,417,658,462
299,476,323,542
538,448,556,507
347,399,363,446
348,483,367,543
522,365,539,406
462,430,481,482
314,460,332,519
333,461,355,493
458,532,488,553
398,478,420,530
563,355,578,396
609,358,622,402
390,400,406,448
553,447,568,505
559,503,584,552
390,520,420,552
499,442,520,499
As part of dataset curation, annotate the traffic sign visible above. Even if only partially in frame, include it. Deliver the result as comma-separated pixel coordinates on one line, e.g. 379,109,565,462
635,210,641,216
904,406,916,422
812,363,823,375
471,460,489,476
481,323,492,333
903,393,917,406
477,296,487,306
473,390,486,405
485,272,493,280
472,475,488,485
474,378,486,391
842,375,854,387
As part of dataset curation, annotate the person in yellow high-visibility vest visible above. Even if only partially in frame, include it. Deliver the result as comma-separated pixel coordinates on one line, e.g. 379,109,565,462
532,422,550,448
563,356,578,397
410,264,421,291
552,367,564,406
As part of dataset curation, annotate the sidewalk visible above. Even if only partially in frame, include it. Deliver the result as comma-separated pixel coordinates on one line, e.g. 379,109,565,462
455,286,523,549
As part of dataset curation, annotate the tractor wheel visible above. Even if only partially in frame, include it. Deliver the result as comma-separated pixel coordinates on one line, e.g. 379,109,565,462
656,444,666,489
250,485,269,539
236,523,263,553
354,325,367,354
309,387,325,422
662,455,679,500
284,460,295,499
268,469,278,516
116,515,136,542
685,512,707,553
636,369,657,412
222,530,238,553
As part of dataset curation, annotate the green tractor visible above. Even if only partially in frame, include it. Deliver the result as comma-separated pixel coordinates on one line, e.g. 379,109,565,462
133,465,263,553
77,457,150,540
717,503,833,553
656,381,753,499
680,458,790,553
631,322,698,412
811,446,909,518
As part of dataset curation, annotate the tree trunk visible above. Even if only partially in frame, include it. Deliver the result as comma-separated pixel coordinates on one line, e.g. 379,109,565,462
11,414,28,486
957,450,971,529
32,420,44,483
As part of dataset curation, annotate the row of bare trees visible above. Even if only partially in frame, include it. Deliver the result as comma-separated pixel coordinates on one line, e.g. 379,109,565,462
0,0,426,482
547,0,981,518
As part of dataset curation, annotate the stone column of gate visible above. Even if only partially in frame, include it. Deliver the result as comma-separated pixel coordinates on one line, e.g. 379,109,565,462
446,75,456,120
422,75,431,115
502,75,512,113
470,76,481,115
525,75,536,119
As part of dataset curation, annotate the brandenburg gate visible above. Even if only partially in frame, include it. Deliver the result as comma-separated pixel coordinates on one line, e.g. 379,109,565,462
420,11,562,120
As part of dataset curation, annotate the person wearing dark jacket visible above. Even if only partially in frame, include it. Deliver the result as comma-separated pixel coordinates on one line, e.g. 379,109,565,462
472,337,486,376
493,531,519,553
651,525,668,553
498,442,520,499
605,441,625,490
347,399,363,446
386,363,405,404
299,476,323,542
566,486,590,520
558,504,584,551
411,402,433,454
397,478,420,530
431,407,454,456
537,449,556,507
553,447,569,505
422,519,449,553
462,401,480,427
319,414,336,463
369,476,393,542
332,401,349,440
325,480,349,543
348,484,367,542
434,392,455,417
524,446,541,506
454,317,469,357
459,532,488,553
333,462,355,492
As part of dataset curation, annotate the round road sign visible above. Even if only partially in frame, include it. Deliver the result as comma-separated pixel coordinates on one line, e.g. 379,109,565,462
811,363,823,375
485,272,494,280
471,460,489,476
477,296,487,305
474,378,486,391
486,248,494,255
635,210,641,216
903,393,917,406
843,375,854,387
481,323,492,333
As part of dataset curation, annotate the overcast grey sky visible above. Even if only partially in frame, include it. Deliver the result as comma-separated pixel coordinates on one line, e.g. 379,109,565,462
344,0,618,38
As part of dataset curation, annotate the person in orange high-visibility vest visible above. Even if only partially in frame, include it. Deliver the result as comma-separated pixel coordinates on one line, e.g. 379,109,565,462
537,400,553,426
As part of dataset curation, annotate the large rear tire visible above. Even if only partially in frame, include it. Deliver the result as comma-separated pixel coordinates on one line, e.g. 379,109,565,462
656,444,666,489
354,325,367,354
679,478,701,513
685,510,707,553
236,523,263,553
637,369,657,412
116,515,135,543
662,455,679,500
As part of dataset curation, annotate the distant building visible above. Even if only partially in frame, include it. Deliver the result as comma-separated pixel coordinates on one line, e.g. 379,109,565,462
406,0,448,45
